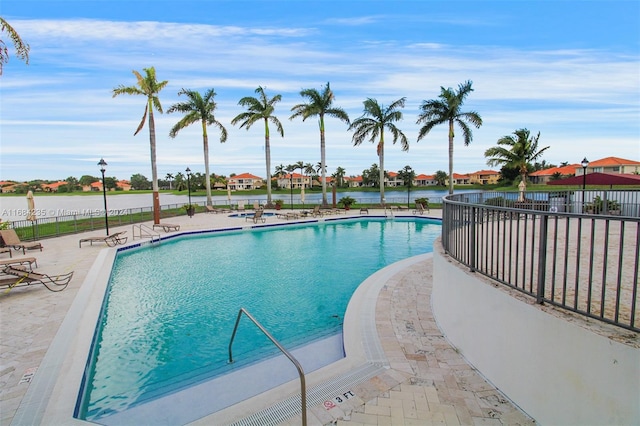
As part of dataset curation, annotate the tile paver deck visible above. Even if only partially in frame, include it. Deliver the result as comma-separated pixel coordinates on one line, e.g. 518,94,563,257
0,209,534,425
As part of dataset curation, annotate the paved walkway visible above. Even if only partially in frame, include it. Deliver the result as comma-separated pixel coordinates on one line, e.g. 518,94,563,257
0,209,534,425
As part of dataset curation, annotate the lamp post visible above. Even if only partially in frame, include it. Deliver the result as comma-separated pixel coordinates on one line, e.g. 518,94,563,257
98,158,109,235
289,172,294,210
186,167,192,215
581,157,589,213
581,157,589,190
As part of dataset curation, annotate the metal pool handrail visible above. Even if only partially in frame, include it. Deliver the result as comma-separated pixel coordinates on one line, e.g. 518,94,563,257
228,307,307,426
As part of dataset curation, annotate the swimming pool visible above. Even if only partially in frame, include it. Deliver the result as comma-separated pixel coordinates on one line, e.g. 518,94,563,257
77,217,441,422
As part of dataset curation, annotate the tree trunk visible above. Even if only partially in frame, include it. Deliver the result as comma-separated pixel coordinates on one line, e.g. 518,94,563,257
448,119,455,195
319,116,328,207
148,101,161,224
378,134,385,205
264,119,272,205
202,121,212,206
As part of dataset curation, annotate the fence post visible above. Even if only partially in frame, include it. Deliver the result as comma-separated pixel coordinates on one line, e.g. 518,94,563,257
469,206,476,272
536,214,548,304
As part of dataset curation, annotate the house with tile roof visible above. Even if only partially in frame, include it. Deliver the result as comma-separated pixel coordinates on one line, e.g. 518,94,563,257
529,164,580,184
579,157,640,176
275,173,310,189
446,173,471,186
415,174,437,186
469,170,500,185
227,173,264,190
41,181,68,192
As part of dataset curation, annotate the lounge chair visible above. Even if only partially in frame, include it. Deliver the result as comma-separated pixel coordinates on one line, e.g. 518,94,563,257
359,207,369,214
0,247,12,258
0,229,43,254
312,205,324,218
276,212,299,220
152,223,180,232
1,265,73,292
412,202,429,215
237,201,246,212
246,209,266,224
252,201,263,210
0,257,38,271
205,205,231,214
79,231,128,248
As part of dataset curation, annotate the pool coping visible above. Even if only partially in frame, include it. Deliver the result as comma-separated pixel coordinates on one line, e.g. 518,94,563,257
12,216,440,425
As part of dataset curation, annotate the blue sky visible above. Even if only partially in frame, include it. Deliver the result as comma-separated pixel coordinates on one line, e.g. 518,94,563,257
1,0,639,182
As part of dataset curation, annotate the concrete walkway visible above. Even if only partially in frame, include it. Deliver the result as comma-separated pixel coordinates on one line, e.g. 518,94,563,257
0,209,534,425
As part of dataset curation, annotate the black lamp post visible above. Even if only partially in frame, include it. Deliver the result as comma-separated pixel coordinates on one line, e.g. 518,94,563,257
186,167,192,213
98,158,109,235
581,157,589,190
581,157,589,213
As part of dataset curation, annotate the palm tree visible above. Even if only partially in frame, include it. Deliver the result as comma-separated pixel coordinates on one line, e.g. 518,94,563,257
167,88,227,206
231,86,284,206
112,67,168,224
333,166,346,187
290,82,350,206
0,17,30,76
349,97,409,204
304,163,316,186
484,128,550,186
165,173,174,190
416,80,483,195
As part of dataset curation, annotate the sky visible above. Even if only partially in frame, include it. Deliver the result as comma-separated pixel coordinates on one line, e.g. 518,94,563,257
1,0,639,182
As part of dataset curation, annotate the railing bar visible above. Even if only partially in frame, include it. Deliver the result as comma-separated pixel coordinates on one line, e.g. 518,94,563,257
228,307,307,426
614,222,625,323
599,220,610,319
630,223,640,329
573,218,582,310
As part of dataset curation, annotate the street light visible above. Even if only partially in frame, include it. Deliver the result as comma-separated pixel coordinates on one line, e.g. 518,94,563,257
289,171,294,210
581,157,589,190
98,158,109,236
581,157,589,213
186,167,192,211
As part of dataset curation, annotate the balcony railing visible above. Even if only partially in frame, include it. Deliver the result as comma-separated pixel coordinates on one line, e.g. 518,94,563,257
442,190,639,332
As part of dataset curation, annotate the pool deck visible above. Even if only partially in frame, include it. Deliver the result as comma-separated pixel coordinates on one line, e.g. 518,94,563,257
0,209,534,425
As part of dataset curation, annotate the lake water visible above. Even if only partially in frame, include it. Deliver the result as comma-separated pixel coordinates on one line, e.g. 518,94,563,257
0,189,478,221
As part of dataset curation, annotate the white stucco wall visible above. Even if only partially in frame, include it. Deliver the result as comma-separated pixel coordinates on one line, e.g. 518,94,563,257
432,244,640,425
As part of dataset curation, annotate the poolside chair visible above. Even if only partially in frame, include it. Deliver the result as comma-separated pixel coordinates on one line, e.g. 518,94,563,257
412,203,426,215
0,247,12,258
205,205,231,214
252,201,263,211
152,223,180,232
1,265,73,292
246,209,266,224
0,229,43,254
237,201,246,212
0,257,38,271
312,205,324,217
79,231,128,248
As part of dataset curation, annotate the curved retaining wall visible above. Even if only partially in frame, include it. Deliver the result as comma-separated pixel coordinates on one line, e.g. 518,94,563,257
432,240,639,425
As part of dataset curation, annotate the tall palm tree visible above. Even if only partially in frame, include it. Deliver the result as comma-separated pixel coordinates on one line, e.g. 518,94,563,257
333,166,346,187
165,173,174,190
112,67,168,224
167,88,227,207
290,82,350,206
484,128,549,185
231,86,284,206
416,80,482,194
349,97,409,204
0,17,30,76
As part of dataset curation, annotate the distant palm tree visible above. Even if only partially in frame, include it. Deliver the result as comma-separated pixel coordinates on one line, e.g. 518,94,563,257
0,17,30,76
484,128,550,185
333,166,346,187
434,170,448,186
290,82,350,206
349,97,409,204
167,88,228,206
112,67,168,224
304,163,316,186
416,80,482,194
231,86,284,206
165,173,174,190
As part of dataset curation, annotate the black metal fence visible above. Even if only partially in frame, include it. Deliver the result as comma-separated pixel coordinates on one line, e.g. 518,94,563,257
442,190,639,332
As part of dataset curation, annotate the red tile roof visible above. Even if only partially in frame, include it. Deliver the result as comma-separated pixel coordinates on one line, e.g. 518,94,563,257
231,173,263,180
588,157,640,167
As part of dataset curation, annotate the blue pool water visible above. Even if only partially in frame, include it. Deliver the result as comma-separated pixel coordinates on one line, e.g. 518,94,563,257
79,218,440,421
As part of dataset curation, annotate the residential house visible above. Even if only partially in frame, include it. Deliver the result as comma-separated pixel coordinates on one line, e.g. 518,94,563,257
446,173,471,186
346,176,364,188
529,164,580,184
385,171,404,187
116,180,132,191
275,173,310,189
41,181,68,192
469,170,500,185
414,174,437,186
578,156,640,176
227,173,264,190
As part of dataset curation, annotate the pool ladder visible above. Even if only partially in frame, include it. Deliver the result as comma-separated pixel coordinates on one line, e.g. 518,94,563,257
132,224,161,244
228,308,307,426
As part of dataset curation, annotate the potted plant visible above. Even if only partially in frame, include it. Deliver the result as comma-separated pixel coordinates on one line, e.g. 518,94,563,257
184,204,196,217
338,196,355,210
274,199,283,210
